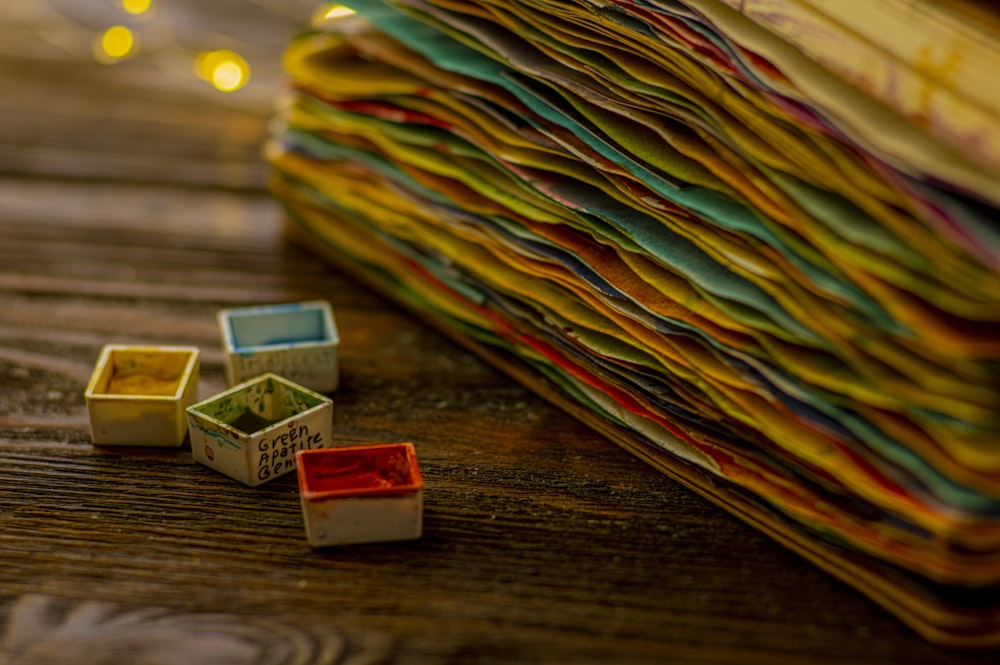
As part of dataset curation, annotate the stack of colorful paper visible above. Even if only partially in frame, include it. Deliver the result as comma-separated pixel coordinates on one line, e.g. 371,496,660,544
266,0,1000,646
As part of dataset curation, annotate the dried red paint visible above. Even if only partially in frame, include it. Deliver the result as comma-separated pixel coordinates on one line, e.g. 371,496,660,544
297,442,422,499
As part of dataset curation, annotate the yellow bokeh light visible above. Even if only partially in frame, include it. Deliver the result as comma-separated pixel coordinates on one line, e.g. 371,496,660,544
313,4,356,24
122,0,152,15
93,26,136,63
212,61,245,92
102,26,134,58
195,50,224,80
195,50,250,92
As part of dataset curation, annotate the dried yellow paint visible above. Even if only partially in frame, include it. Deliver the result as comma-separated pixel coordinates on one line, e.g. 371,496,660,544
106,370,182,396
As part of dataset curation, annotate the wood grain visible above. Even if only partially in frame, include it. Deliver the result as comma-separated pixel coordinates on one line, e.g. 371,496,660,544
1,1,998,663
0,594,392,665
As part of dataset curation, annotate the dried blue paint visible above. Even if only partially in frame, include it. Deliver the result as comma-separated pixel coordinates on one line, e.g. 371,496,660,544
217,301,340,392
229,307,329,351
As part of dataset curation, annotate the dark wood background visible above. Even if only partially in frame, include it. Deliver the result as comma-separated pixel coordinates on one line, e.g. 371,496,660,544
0,1,997,662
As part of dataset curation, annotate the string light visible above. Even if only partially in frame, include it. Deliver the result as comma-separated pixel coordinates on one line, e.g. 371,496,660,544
14,0,317,101
103,1,252,93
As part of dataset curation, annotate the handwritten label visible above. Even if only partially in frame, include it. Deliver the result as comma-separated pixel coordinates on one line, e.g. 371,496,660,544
256,423,324,481
235,348,336,383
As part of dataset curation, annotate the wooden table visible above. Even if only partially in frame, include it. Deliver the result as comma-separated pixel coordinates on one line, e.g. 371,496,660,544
0,2,995,663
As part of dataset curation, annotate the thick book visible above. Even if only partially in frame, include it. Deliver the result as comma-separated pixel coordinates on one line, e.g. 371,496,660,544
267,0,1000,647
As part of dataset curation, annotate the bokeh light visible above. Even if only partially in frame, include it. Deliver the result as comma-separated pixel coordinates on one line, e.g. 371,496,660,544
195,49,250,92
122,0,153,16
93,25,136,63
